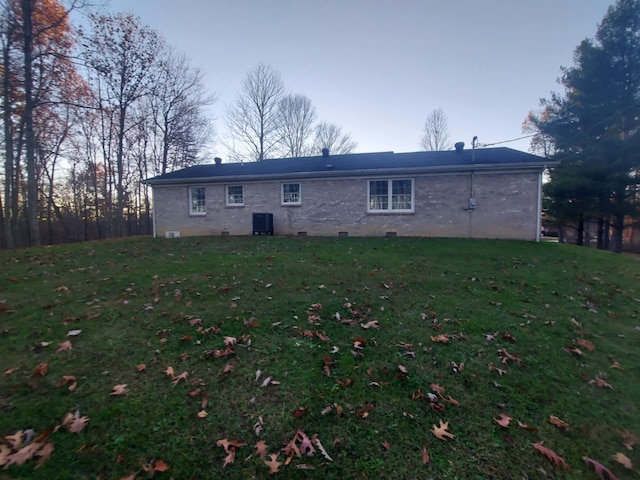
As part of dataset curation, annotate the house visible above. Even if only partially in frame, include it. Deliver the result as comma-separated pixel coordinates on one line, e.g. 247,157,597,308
143,144,555,240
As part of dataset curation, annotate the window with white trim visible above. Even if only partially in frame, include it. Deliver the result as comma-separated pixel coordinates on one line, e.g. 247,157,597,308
189,187,206,215
368,179,414,213
226,185,244,206
282,183,301,205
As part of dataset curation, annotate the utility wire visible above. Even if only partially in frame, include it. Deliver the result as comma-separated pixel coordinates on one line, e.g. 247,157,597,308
479,134,536,147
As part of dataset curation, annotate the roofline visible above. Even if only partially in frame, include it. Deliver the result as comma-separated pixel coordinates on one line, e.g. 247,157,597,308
143,161,557,186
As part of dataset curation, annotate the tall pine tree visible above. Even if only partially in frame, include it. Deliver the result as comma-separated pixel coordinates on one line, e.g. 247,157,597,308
529,0,640,252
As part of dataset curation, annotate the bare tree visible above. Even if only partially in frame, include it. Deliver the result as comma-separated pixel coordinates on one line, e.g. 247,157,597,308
82,12,160,236
225,63,285,161
420,108,451,151
313,121,357,155
276,93,316,158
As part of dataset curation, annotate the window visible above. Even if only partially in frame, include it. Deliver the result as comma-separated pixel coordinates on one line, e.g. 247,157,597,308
368,179,414,213
189,187,206,215
282,183,301,205
226,185,244,206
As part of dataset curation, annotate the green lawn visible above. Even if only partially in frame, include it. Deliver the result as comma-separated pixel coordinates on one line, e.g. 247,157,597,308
0,237,638,479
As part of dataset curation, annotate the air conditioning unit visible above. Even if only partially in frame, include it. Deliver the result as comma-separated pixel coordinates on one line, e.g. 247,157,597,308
165,231,181,238
252,213,274,235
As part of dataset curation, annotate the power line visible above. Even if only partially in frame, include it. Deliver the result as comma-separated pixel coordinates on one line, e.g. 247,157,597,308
479,134,536,147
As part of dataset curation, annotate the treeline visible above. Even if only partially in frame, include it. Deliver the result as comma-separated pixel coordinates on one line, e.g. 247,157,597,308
526,0,640,253
0,1,215,248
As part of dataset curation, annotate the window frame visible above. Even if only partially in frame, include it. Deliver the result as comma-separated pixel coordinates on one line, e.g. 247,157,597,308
281,182,302,205
226,185,244,207
367,178,414,213
189,186,206,215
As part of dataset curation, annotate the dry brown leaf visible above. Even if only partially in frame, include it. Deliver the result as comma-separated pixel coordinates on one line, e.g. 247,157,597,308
136,364,147,372
422,446,430,465
613,452,632,469
110,384,129,396
430,383,445,395
360,320,380,329
255,440,269,459
171,371,189,386
265,453,283,474
4,367,19,376
31,362,48,377
494,413,512,428
165,366,175,378
35,442,54,468
575,338,595,351
431,420,455,440
154,459,169,472
65,411,89,433
617,429,639,450
533,442,570,470
591,376,614,390
56,340,72,353
549,415,570,430
583,456,617,480
517,420,538,433
441,395,460,407
430,334,449,343
5,431,23,449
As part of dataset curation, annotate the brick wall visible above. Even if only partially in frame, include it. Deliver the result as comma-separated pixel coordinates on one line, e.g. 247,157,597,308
152,171,540,240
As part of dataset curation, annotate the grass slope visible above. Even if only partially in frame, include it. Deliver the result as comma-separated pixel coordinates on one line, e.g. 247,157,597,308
0,237,638,479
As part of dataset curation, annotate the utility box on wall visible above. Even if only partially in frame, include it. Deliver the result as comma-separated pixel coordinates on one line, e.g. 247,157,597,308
252,213,274,235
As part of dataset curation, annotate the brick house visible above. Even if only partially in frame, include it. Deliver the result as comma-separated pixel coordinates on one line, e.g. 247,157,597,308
143,145,554,240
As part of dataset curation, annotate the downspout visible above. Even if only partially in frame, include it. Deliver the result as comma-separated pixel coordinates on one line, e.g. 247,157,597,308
468,136,478,238
151,187,157,238
535,170,542,242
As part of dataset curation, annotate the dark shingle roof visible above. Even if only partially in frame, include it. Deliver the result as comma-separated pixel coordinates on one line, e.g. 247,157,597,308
143,147,553,185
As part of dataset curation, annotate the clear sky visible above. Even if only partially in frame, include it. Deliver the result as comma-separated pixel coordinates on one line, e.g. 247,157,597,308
103,0,613,157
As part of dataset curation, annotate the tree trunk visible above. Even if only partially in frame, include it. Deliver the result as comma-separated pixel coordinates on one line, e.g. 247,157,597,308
2,32,15,249
21,0,40,246
576,217,584,246
611,213,624,253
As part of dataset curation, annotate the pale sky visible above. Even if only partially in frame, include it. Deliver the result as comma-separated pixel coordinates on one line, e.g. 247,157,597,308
102,0,613,157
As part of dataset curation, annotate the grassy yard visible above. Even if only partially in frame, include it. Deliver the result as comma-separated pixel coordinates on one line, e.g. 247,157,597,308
0,236,638,479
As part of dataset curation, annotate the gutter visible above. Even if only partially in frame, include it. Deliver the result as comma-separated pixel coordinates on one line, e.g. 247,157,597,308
142,162,555,187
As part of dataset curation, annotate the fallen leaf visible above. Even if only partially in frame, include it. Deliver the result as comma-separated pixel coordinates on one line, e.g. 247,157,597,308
136,364,147,372
67,329,82,336
292,407,307,418
313,435,333,462
590,376,614,390
35,442,54,468
165,366,175,378
431,420,455,441
583,456,617,480
533,442,569,470
422,446,430,465
617,429,639,450
197,410,208,418
430,383,445,395
56,340,72,353
430,334,449,343
382,441,391,451
494,413,512,428
613,452,632,469
549,415,569,430
398,364,408,374
255,440,268,459
4,367,19,376
265,453,283,474
31,362,48,377
171,371,189,386
360,320,379,329
110,384,129,396
154,459,169,472
517,420,538,433
64,411,89,433
441,396,460,407
261,376,273,387
5,431,23,449
575,338,595,351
